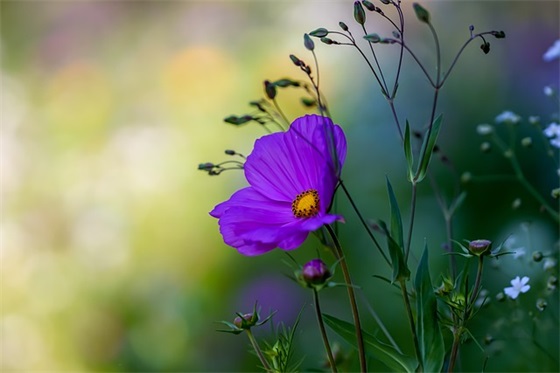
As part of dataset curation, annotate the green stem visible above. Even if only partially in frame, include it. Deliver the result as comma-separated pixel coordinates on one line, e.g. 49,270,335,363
246,329,271,372
339,180,390,266
399,279,422,370
468,256,484,310
313,289,338,373
447,330,461,373
325,224,367,372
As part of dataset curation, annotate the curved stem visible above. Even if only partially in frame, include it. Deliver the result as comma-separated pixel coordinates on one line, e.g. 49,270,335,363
325,224,367,372
339,180,390,266
246,329,271,372
313,289,338,373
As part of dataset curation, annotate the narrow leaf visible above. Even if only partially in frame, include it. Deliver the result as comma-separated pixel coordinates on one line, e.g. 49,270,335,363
404,120,414,181
386,177,404,249
415,114,443,182
323,314,417,373
414,245,445,373
378,220,410,283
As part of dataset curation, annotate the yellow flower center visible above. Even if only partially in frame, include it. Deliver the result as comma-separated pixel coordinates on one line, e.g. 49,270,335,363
291,189,320,218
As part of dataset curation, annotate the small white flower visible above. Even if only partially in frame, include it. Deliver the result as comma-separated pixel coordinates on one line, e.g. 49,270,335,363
543,258,557,271
544,86,555,97
543,39,560,62
476,124,494,135
544,122,560,137
544,122,560,149
504,276,530,299
495,110,521,125
512,247,526,259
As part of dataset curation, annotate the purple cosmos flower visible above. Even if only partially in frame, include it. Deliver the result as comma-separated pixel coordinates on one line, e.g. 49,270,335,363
210,114,346,256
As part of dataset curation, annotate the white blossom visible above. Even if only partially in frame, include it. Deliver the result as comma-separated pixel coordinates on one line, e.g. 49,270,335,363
543,39,560,62
495,110,521,125
476,124,494,135
543,258,557,271
504,276,530,299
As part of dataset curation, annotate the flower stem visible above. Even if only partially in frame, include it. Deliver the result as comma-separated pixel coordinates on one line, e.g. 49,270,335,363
447,331,461,373
339,180,390,266
246,329,271,372
325,224,367,372
398,279,422,370
313,289,338,373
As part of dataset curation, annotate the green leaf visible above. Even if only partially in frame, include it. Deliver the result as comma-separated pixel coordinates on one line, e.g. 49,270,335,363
323,314,417,373
377,220,410,283
404,120,414,181
415,114,443,182
386,178,404,248
414,246,445,373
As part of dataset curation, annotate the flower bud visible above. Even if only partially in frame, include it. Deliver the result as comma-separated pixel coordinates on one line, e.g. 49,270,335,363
304,33,315,51
412,3,430,24
339,22,349,31
301,259,332,287
521,137,532,147
547,275,558,290
495,292,505,302
233,312,258,330
468,239,492,256
264,80,277,100
532,251,543,262
536,298,547,312
354,1,366,25
362,0,376,11
309,28,329,38
480,142,491,153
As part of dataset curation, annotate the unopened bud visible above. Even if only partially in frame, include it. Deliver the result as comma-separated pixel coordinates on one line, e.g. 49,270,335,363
536,298,547,312
354,1,366,25
521,137,532,147
362,0,376,11
304,33,315,51
412,2,431,24
468,239,492,256
300,259,332,289
532,251,543,262
264,80,277,100
233,312,258,330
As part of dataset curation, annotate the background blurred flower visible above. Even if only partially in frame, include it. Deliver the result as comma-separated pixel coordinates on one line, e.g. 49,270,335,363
543,39,560,61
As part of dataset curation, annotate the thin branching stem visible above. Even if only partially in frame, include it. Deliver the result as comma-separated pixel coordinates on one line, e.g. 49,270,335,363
339,180,390,266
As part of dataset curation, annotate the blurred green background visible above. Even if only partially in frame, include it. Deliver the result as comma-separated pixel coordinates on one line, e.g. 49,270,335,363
1,1,558,371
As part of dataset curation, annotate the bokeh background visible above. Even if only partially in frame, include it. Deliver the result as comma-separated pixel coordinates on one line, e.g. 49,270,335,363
1,0,558,371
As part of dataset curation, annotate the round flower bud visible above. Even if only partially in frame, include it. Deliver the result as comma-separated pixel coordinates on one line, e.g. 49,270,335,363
532,251,543,262
495,292,505,302
468,239,492,256
233,312,258,329
301,259,331,287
